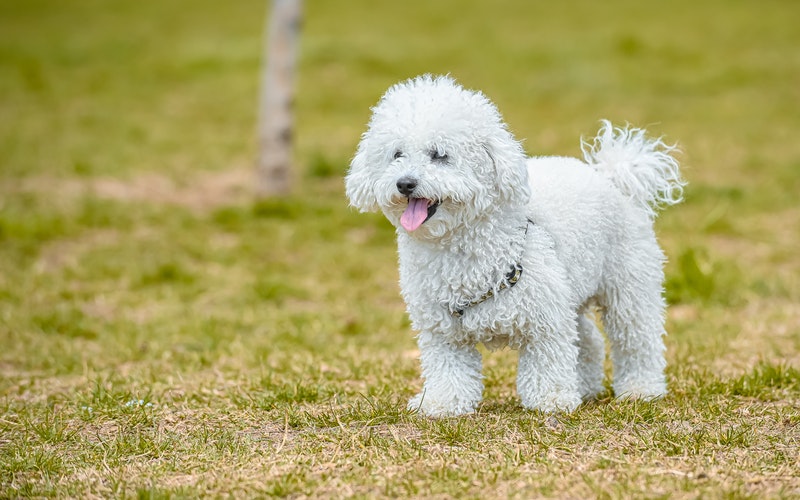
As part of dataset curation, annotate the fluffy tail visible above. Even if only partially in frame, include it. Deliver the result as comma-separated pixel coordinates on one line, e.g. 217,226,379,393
582,120,686,218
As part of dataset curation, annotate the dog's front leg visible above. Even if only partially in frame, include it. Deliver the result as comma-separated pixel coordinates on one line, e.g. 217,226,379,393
408,330,483,417
517,331,582,413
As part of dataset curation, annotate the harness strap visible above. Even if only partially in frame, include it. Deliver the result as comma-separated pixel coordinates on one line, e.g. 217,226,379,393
450,219,532,318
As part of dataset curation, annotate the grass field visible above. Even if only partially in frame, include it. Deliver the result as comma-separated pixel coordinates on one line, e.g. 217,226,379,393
1,0,799,497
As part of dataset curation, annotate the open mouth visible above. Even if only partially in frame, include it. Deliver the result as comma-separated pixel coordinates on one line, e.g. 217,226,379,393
400,198,440,232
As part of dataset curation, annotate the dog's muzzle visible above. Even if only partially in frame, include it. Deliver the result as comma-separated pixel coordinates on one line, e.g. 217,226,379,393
396,176,441,231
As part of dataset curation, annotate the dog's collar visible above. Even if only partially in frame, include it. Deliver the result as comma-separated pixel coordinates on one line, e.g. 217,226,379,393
451,219,532,318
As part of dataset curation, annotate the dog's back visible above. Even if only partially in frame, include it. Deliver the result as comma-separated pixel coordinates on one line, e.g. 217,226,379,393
524,122,684,306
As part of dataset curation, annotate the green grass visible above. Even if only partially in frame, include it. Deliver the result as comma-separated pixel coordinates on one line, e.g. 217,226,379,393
1,0,799,497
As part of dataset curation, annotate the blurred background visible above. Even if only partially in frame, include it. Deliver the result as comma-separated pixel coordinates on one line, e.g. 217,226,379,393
1,0,798,421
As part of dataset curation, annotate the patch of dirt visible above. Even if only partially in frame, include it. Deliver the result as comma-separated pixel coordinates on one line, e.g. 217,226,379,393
707,207,800,281
712,300,800,375
88,168,254,211
34,229,122,274
8,167,256,213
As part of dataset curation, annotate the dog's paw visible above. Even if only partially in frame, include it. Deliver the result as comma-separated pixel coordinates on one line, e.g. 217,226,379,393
578,379,607,402
520,390,582,414
613,374,667,401
614,383,667,402
407,392,477,418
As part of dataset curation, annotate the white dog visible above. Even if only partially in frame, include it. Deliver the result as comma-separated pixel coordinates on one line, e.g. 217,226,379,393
345,75,685,417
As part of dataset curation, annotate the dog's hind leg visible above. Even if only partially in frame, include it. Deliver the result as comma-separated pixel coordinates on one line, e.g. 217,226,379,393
408,330,484,418
576,311,606,401
600,241,668,400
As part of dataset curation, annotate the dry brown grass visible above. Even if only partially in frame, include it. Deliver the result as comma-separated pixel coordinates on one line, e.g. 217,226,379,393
2,0,800,497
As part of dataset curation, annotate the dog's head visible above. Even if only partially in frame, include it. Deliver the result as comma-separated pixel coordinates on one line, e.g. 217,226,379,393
345,75,530,239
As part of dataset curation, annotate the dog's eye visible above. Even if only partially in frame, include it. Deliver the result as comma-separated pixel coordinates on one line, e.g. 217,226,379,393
393,151,403,160
431,151,448,162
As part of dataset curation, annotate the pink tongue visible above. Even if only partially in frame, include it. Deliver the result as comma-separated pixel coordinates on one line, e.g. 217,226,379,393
400,198,429,231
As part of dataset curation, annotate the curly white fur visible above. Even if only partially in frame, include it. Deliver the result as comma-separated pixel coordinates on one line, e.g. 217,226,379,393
582,120,685,218
346,75,685,417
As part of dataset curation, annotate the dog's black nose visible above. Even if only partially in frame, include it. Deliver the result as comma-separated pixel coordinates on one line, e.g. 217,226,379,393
396,177,418,196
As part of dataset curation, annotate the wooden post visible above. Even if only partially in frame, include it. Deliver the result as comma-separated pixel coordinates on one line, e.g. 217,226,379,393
256,0,302,197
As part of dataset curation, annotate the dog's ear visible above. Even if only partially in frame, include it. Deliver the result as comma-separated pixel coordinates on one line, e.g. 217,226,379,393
483,132,531,206
345,142,380,212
